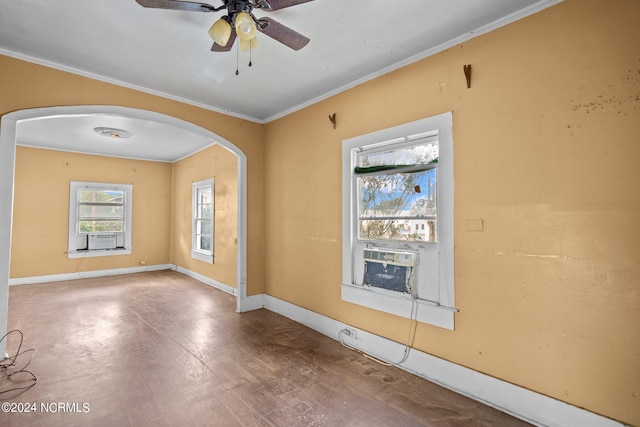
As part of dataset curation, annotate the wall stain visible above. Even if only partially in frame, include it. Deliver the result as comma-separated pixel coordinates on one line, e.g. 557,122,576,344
494,250,563,260
308,236,337,243
470,249,576,262
570,69,640,115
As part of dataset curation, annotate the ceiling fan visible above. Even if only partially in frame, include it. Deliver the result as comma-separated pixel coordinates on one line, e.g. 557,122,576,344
135,0,314,53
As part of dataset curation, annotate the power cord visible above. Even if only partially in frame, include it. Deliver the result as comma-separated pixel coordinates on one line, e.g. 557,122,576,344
339,267,420,367
0,329,37,395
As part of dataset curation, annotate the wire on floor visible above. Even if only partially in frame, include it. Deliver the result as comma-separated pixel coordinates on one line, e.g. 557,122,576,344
0,329,38,395
338,292,420,368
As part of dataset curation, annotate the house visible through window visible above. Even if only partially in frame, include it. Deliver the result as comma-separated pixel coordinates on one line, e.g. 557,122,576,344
342,112,456,330
192,178,214,263
68,181,133,258
356,140,438,243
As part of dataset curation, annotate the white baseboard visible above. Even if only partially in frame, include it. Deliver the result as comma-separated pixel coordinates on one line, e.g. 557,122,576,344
8,264,173,285
173,266,236,296
8,268,624,427
8,264,238,298
259,294,624,427
240,293,265,312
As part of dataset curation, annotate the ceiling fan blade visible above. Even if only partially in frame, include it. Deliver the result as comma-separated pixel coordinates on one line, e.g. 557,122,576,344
257,17,310,50
259,0,315,11
135,0,217,12
211,29,237,52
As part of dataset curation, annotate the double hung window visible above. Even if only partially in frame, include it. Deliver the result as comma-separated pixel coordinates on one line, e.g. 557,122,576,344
68,181,132,257
191,178,214,263
342,113,456,329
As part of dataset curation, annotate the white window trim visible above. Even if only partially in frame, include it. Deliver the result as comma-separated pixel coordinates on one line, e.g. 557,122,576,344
341,112,455,330
191,178,214,264
67,181,133,258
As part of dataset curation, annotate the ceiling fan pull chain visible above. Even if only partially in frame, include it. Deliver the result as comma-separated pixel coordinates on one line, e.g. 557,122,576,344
236,40,240,76
249,42,253,67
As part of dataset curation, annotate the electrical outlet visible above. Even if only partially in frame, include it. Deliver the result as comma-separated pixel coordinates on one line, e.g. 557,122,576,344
341,328,357,339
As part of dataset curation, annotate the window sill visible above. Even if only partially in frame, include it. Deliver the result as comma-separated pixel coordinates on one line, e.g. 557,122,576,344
191,250,213,264
67,248,131,259
341,283,455,330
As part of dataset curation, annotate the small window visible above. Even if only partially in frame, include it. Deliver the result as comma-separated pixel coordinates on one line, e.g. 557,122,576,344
191,178,214,263
68,182,132,258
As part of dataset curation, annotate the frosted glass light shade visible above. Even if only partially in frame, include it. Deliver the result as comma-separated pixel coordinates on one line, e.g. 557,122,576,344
239,37,259,51
208,18,232,46
235,12,256,41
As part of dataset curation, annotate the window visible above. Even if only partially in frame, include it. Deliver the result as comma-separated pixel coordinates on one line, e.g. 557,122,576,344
68,181,133,258
191,178,214,263
357,141,438,243
342,112,456,330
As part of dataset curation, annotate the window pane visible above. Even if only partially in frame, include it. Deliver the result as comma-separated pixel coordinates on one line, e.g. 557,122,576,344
358,142,438,168
359,219,436,242
78,205,124,219
79,189,124,204
357,168,437,242
197,187,212,205
198,236,212,252
198,220,212,235
79,220,124,233
198,203,213,219
358,169,436,217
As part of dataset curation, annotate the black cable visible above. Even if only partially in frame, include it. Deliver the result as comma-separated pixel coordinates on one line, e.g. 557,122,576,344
0,329,38,395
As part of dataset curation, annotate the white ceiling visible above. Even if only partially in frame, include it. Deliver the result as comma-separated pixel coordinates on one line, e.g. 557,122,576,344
16,113,215,162
1,0,559,161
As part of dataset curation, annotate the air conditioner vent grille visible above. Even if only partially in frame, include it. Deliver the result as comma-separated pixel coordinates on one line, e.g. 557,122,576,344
88,233,117,250
363,249,416,293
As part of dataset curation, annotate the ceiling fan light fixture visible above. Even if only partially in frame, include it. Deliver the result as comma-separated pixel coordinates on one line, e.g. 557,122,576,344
235,12,257,41
239,37,259,51
208,17,232,46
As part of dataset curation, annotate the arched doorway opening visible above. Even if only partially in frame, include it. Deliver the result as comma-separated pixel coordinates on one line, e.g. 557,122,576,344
0,106,249,356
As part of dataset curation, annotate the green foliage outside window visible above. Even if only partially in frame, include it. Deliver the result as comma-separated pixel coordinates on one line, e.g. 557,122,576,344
78,189,125,233
357,142,438,242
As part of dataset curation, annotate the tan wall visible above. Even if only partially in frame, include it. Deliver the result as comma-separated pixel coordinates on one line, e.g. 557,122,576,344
11,147,172,277
171,145,238,287
0,55,265,295
263,0,640,425
3,0,639,424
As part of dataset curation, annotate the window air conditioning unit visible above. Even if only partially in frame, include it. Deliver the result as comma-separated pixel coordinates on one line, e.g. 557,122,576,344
363,249,416,294
88,234,117,250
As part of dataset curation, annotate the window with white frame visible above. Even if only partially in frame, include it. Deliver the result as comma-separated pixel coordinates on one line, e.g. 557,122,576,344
68,181,133,258
191,178,214,263
342,112,456,330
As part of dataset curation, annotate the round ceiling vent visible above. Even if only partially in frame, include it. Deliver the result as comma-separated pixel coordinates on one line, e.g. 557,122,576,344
93,127,133,139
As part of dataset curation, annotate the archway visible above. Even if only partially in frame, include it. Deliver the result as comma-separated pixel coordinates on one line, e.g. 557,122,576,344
0,106,249,356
